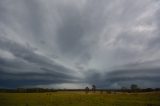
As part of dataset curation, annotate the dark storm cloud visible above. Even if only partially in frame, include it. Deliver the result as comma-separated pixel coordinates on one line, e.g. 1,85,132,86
0,0,160,88
0,37,53,68
86,68,160,88
0,68,78,88
0,37,79,88
0,36,76,73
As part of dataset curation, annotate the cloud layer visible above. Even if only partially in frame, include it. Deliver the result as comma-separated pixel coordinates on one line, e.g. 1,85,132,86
0,0,160,88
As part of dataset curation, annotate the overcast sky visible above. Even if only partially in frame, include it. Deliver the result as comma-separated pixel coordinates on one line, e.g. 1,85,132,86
0,0,160,89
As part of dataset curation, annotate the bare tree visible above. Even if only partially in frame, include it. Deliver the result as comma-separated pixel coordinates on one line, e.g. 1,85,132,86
92,85,96,93
130,84,139,91
85,87,89,94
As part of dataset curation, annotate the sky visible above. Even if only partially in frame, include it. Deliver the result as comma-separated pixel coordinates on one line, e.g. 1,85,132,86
0,0,160,89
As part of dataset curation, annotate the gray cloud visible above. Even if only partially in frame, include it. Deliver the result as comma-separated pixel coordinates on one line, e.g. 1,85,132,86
86,68,160,89
0,36,80,88
0,0,160,88
56,8,87,56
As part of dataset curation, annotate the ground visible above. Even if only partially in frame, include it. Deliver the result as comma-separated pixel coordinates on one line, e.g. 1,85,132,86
0,91,160,106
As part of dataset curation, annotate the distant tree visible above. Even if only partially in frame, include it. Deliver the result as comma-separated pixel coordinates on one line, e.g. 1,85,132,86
92,85,96,93
121,86,127,91
85,87,89,94
145,88,153,92
130,84,139,91
121,86,127,90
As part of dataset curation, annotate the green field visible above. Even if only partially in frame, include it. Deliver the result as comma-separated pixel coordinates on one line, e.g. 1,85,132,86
0,92,160,106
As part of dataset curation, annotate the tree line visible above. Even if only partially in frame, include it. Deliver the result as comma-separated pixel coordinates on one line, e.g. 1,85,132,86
0,84,160,93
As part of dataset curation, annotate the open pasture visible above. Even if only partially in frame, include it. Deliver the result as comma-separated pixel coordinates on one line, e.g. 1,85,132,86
0,91,160,106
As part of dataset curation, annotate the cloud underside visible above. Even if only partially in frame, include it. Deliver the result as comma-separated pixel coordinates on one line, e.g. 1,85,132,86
0,0,160,88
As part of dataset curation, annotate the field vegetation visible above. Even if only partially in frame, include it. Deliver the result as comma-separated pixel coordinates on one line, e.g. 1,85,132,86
0,91,160,106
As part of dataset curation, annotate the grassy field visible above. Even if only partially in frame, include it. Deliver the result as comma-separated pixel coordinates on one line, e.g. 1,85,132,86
0,91,160,106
